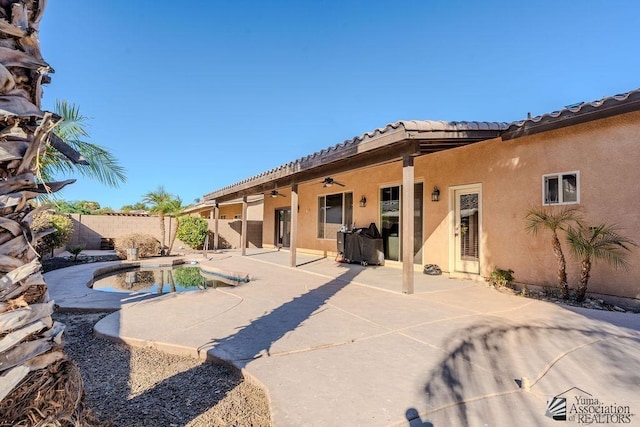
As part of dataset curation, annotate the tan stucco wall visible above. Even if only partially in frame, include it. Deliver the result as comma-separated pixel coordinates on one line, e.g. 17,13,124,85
69,213,262,251
262,111,640,299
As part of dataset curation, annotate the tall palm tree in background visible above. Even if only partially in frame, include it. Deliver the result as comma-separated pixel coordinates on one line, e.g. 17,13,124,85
566,223,636,302
0,1,103,425
143,186,179,255
525,207,580,299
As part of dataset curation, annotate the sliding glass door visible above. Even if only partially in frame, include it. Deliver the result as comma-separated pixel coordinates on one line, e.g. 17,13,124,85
380,183,423,263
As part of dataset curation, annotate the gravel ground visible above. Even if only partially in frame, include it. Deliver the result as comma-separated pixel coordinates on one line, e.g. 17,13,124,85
53,312,272,427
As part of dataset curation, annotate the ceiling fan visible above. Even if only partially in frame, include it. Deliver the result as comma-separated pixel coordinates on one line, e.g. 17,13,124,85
321,177,345,187
270,185,286,198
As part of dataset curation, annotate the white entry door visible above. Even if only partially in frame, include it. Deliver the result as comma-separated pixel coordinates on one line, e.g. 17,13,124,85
453,185,481,274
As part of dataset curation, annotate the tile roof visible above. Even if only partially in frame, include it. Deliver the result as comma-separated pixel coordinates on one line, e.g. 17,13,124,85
503,87,640,138
204,120,506,200
204,87,640,200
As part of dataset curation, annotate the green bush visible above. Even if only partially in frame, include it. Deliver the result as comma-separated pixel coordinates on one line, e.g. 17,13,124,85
176,216,209,249
114,233,161,259
489,267,514,288
32,211,73,257
173,267,205,288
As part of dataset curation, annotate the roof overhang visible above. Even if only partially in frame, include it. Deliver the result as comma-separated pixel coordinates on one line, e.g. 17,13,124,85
502,89,640,141
204,121,505,202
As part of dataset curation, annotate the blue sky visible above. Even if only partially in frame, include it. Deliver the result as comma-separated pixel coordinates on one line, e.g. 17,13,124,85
39,1,640,209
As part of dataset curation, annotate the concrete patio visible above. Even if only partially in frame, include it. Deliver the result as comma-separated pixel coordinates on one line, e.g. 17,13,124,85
46,249,640,426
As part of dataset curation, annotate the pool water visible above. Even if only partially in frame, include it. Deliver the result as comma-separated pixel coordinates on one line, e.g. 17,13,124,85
91,266,236,294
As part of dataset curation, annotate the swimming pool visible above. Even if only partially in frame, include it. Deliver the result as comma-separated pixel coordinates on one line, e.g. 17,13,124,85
90,266,237,294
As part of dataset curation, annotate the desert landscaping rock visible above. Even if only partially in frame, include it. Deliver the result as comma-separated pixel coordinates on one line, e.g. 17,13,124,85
53,312,271,427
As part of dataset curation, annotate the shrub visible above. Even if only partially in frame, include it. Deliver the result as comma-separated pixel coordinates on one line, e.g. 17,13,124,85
173,267,205,288
114,233,161,259
32,211,73,257
66,244,85,261
176,216,209,249
489,267,514,288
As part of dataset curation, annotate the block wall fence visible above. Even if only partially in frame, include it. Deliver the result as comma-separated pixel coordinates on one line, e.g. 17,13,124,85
67,214,262,251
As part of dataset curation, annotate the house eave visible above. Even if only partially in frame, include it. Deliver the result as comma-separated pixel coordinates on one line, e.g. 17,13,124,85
203,121,505,203
502,89,640,141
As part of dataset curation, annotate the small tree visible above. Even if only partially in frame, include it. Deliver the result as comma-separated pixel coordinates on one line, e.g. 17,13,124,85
525,207,580,299
32,211,74,257
143,186,180,255
176,216,209,249
566,223,637,302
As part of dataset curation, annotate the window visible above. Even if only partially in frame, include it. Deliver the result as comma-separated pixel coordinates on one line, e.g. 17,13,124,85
543,171,579,205
317,192,353,239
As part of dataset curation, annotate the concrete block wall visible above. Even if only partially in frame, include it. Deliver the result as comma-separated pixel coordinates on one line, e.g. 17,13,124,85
68,214,262,251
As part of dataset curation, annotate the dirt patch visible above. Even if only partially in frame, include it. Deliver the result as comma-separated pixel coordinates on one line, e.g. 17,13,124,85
53,312,271,427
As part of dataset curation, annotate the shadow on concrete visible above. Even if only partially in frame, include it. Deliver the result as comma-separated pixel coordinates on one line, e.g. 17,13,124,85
416,318,640,426
204,266,362,368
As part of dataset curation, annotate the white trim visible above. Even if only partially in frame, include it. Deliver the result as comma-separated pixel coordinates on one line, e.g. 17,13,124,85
542,170,580,206
448,183,483,275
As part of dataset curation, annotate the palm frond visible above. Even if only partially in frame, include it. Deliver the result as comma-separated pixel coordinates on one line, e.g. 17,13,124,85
68,140,127,187
39,100,127,188
55,100,89,141
524,206,581,235
567,223,637,270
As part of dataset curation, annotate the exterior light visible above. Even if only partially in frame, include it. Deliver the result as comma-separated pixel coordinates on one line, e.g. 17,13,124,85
431,186,440,202
359,195,367,207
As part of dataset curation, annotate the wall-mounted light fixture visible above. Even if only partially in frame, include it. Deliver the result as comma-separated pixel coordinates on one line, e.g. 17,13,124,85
431,186,440,202
359,195,367,207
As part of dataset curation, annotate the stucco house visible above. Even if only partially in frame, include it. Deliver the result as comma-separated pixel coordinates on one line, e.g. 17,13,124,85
202,88,640,303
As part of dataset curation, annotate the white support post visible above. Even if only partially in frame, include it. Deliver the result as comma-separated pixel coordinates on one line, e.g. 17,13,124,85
241,196,248,256
402,155,415,294
290,183,298,267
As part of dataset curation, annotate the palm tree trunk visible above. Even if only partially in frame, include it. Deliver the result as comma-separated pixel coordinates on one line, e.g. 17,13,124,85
159,213,166,255
551,233,569,299
576,257,592,302
167,216,179,255
0,2,103,424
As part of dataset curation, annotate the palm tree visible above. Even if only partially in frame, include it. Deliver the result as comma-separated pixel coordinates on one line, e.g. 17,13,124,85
566,223,636,302
40,100,127,190
524,207,580,299
166,197,184,256
143,186,178,255
0,1,103,424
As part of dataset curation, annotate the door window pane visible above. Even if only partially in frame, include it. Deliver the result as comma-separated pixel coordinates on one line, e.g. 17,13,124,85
414,183,423,264
381,186,400,261
459,193,479,261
